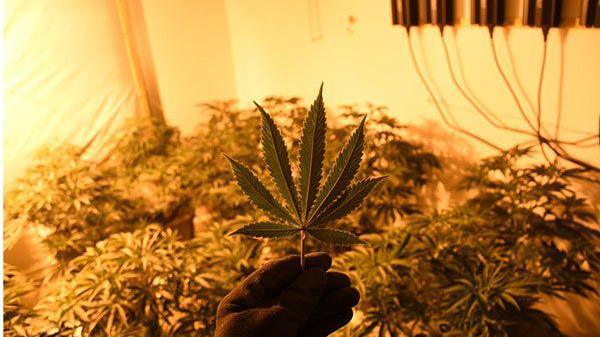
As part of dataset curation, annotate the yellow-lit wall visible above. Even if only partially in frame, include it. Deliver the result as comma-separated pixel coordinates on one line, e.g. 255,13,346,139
3,0,138,185
225,0,600,165
4,0,239,184
140,0,237,134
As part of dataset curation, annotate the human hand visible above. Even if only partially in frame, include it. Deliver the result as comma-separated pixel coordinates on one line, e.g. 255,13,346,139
215,252,359,337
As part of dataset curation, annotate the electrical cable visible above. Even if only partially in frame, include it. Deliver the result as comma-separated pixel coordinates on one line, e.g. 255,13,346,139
536,41,548,135
503,32,538,124
440,28,537,138
491,34,539,133
554,32,566,139
536,40,551,163
452,33,506,127
406,27,503,151
493,30,597,149
444,27,597,153
414,30,461,126
535,40,600,172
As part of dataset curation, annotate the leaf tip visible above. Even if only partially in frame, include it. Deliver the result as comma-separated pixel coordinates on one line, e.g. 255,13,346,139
254,101,269,117
228,227,243,236
360,114,367,126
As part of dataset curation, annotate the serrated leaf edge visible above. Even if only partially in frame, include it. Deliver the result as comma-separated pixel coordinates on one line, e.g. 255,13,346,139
306,228,368,246
255,102,301,220
298,83,327,222
311,176,386,227
308,116,366,223
229,221,300,239
224,154,295,224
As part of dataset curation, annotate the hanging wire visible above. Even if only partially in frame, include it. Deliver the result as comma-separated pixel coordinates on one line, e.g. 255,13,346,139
494,30,598,150
536,40,552,162
406,27,502,151
440,28,537,138
534,40,600,172
491,33,538,133
536,41,548,134
554,33,566,139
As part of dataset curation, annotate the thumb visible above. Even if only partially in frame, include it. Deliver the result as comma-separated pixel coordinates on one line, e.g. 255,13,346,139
275,268,327,326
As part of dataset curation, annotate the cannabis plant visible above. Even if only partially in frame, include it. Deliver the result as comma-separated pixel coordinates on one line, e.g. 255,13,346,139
34,224,263,337
3,263,38,337
336,148,599,337
226,85,385,268
4,145,142,262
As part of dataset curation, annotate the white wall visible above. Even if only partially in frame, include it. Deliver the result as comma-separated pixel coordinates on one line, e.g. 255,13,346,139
140,0,237,134
224,0,600,165
3,0,138,184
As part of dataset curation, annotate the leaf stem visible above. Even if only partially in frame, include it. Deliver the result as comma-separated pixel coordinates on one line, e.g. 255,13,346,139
300,230,306,271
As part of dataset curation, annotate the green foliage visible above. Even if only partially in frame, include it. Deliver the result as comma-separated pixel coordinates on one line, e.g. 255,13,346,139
4,264,39,337
33,224,260,337
226,86,383,263
314,176,387,226
230,221,299,238
5,95,596,337
336,148,599,337
4,145,142,262
257,102,302,219
299,88,327,221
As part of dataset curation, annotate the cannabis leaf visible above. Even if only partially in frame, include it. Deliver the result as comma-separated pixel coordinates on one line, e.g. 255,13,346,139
306,228,366,246
226,84,385,268
299,83,326,221
225,155,294,224
311,176,387,226
230,222,299,239
256,102,301,219
307,116,365,224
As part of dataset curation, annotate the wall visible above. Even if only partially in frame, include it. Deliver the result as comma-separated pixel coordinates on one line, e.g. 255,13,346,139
3,0,138,185
3,0,144,292
224,0,600,165
4,0,241,185
140,0,237,134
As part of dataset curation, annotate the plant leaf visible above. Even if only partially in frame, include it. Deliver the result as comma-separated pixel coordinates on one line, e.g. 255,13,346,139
256,102,301,219
307,228,367,246
500,293,520,310
308,116,366,222
224,155,294,223
299,84,327,222
230,222,300,239
311,176,386,226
